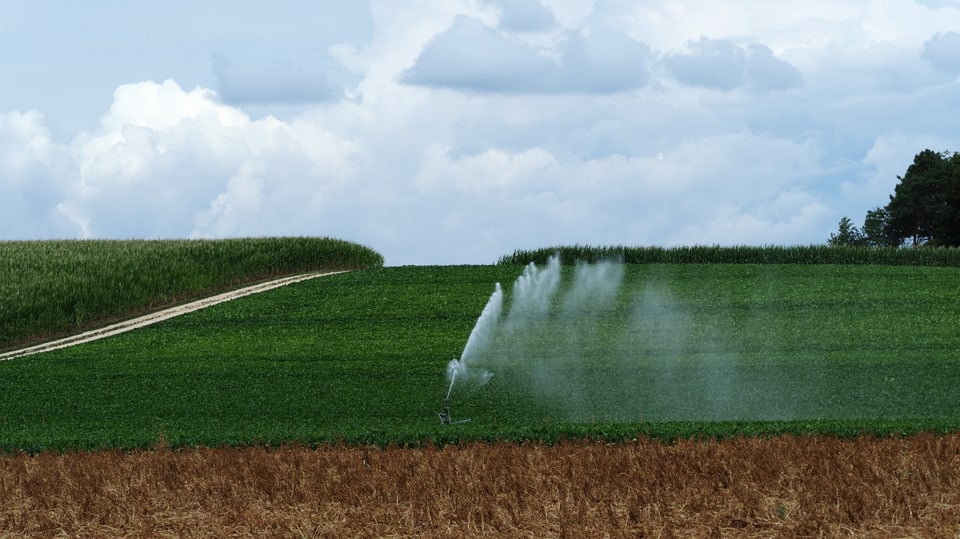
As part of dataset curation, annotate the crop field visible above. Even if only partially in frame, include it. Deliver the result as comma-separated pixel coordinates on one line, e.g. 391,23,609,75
2,435,958,537
3,244,960,535
2,262,960,450
0,237,383,351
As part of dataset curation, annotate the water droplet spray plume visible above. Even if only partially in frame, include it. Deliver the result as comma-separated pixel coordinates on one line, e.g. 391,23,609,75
446,282,503,400
442,257,563,422
442,254,633,422
445,364,458,400
443,253,824,423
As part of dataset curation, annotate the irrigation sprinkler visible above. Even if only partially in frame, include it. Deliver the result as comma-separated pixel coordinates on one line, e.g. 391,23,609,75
438,398,471,425
439,359,471,425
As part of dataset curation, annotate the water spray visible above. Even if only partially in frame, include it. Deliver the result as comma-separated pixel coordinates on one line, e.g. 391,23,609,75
439,361,471,425
446,367,457,400
434,283,503,426
435,253,638,423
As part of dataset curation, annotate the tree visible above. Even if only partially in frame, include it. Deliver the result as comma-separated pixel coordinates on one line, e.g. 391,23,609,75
884,149,960,246
861,206,898,247
940,151,960,246
828,216,866,246
829,149,960,248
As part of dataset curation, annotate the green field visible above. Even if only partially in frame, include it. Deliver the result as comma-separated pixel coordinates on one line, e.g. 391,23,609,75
0,237,383,350
2,256,960,451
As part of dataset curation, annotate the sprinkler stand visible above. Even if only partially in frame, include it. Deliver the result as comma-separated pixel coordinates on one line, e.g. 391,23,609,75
438,398,471,425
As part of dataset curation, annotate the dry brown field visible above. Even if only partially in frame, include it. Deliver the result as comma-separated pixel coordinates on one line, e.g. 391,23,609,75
0,434,958,538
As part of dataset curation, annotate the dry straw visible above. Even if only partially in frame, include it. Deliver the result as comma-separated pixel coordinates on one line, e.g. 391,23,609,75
0,434,957,537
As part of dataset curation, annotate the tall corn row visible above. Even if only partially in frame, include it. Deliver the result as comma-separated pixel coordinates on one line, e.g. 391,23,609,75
0,237,383,350
498,245,960,266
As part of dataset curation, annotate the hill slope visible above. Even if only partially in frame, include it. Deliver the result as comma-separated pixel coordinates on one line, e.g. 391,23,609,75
0,237,383,350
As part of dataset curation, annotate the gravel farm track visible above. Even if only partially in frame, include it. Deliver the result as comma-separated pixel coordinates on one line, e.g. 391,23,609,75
1,270,959,537
0,271,342,361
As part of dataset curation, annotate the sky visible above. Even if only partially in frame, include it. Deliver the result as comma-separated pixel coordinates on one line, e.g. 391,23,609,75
2,1,960,265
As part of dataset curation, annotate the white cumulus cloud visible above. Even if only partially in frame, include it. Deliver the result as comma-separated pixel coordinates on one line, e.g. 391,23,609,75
3,0,960,264
4,80,361,243
922,31,960,72
402,15,650,94
662,38,803,92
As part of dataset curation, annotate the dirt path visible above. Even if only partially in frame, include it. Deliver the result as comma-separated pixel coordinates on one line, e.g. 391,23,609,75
0,271,345,361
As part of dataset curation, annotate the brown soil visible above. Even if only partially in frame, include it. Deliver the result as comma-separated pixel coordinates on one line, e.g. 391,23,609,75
0,434,958,537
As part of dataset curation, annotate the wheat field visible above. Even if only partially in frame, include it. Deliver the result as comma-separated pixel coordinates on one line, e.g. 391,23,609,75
0,434,957,537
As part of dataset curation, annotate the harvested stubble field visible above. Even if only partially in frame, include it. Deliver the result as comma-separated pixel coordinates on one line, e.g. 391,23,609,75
1,434,958,538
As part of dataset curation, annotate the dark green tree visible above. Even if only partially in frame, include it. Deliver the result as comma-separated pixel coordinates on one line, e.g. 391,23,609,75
885,149,960,246
861,206,898,247
828,216,866,246
941,151,960,246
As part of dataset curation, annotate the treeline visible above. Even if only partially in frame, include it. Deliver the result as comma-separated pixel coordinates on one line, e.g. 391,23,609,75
831,149,960,247
0,237,383,350
497,244,960,266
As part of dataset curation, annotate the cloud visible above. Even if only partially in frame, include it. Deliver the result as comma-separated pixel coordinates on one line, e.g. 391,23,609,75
7,1,960,266
662,37,745,90
552,30,650,92
922,31,960,73
5,80,359,241
192,162,267,236
414,144,558,196
0,111,56,181
401,15,555,93
411,131,828,255
401,15,650,94
743,44,805,91
211,54,342,105
663,37,803,92
497,0,556,31
0,111,78,237
669,195,831,246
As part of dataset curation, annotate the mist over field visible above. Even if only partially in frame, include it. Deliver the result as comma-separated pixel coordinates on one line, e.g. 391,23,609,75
449,256,946,423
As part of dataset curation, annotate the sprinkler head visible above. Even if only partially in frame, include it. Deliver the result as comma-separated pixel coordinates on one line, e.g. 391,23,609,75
438,399,452,425
438,398,471,425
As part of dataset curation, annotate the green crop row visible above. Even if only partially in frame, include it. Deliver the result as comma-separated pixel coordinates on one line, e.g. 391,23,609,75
0,237,383,350
1,263,959,451
498,244,960,266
